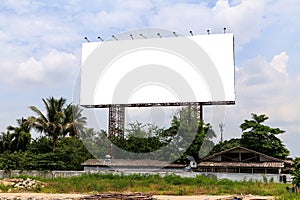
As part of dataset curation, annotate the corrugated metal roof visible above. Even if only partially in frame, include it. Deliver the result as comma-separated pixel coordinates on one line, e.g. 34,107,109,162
198,161,284,168
201,146,284,162
81,159,182,167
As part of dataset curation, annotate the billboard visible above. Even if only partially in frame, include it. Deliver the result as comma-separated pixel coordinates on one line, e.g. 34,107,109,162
80,33,235,107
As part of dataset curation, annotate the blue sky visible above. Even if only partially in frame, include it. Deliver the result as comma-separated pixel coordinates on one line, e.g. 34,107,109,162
0,0,299,157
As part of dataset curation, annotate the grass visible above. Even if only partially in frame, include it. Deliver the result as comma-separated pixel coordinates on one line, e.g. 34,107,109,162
1,173,300,199
275,193,300,200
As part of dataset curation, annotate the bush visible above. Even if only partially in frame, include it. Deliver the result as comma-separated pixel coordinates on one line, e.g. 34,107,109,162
0,137,93,171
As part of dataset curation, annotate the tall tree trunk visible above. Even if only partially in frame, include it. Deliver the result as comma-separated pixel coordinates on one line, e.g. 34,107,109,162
52,135,57,152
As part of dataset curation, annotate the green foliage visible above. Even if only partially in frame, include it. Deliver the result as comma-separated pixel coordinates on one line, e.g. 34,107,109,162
209,138,241,155
27,136,53,154
0,131,11,153
170,108,216,163
262,175,268,183
292,168,300,187
0,118,31,153
29,97,87,152
0,136,93,171
55,137,93,170
0,96,93,171
0,98,293,175
112,121,165,154
0,183,9,192
108,107,216,163
80,129,111,159
210,113,290,159
29,97,67,152
6,118,31,152
276,193,300,200
116,135,164,153
63,104,87,137
0,151,28,171
240,113,289,159
8,173,293,198
294,157,300,170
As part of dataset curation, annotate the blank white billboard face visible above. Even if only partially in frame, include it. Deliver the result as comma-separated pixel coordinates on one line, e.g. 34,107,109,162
80,33,235,106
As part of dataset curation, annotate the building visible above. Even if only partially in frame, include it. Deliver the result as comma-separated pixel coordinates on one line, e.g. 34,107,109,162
197,146,291,182
81,158,184,172
198,146,285,174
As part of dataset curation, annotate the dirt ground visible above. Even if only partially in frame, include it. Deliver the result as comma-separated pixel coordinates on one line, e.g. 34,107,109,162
0,193,275,200
153,195,274,200
0,193,88,199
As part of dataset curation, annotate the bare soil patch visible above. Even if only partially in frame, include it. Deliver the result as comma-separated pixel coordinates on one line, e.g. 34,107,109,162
0,193,274,200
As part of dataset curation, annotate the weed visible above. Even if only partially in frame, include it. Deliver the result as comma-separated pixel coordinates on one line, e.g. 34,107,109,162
276,192,300,200
0,184,9,192
263,175,268,183
2,173,295,198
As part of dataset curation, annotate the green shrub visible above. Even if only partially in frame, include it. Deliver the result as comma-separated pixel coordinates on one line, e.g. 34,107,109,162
263,175,268,183
0,184,9,192
276,193,300,200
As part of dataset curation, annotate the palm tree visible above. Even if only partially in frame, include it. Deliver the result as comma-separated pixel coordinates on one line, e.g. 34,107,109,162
29,97,67,152
292,168,300,193
63,104,87,138
0,131,12,153
7,118,31,152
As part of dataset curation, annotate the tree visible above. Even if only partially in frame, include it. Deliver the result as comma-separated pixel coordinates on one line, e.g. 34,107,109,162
293,158,300,193
81,129,112,159
209,138,241,155
29,97,67,152
111,121,165,158
0,151,28,171
292,168,300,193
294,157,300,170
176,120,215,163
165,107,216,163
54,137,93,170
240,113,289,159
0,131,12,153
27,136,53,154
63,104,87,137
7,118,31,152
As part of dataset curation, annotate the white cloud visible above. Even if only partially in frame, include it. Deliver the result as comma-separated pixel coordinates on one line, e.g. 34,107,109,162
1,49,79,85
76,0,156,35
225,52,300,156
149,0,265,48
1,0,33,14
270,52,288,75
215,0,265,43
237,51,291,86
17,57,44,83
266,0,300,28
81,10,144,33
236,52,295,115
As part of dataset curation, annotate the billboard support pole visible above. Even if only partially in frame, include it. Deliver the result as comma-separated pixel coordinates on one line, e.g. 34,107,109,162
188,102,203,122
200,103,203,122
108,105,125,139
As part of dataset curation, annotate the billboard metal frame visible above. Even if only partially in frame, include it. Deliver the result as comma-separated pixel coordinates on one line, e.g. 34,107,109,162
84,101,235,138
81,101,235,109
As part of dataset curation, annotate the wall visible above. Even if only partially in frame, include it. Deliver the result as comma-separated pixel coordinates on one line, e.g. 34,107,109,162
0,170,85,179
0,170,292,183
198,172,292,183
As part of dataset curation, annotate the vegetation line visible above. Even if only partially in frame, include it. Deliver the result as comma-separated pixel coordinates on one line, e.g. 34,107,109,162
0,174,299,199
